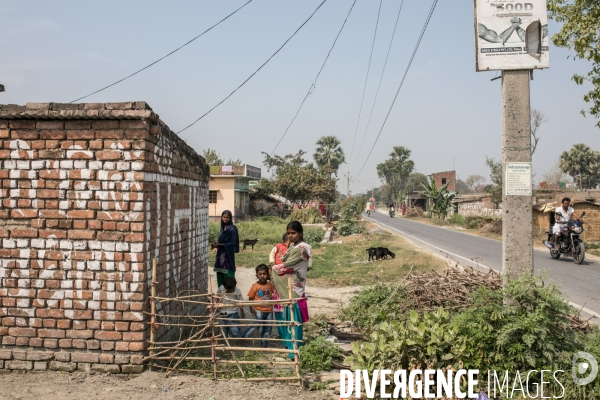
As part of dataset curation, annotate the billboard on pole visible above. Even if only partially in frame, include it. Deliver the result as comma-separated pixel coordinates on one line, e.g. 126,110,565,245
474,0,549,71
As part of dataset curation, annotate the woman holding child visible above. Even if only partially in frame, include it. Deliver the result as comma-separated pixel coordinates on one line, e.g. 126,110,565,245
212,210,239,288
271,221,312,355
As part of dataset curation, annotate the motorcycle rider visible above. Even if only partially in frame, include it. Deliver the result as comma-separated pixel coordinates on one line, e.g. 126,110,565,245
553,197,581,250
388,201,395,216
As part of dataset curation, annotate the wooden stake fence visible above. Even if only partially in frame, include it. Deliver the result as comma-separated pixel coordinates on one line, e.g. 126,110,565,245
145,258,303,386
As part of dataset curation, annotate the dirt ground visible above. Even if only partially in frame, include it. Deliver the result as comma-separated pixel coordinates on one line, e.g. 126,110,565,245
0,271,356,400
0,370,335,400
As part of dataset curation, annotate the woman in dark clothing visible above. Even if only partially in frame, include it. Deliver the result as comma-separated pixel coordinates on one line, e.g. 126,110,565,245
211,210,239,287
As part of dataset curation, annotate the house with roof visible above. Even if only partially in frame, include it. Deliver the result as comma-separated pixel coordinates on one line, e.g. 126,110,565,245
209,164,261,220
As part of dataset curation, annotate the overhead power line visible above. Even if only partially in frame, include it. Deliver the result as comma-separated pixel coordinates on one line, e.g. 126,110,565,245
70,1,253,103
347,0,383,166
351,0,405,173
177,0,327,135
270,0,357,155
353,0,439,180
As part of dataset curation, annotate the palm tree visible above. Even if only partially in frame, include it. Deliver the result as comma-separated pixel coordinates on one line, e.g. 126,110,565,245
559,144,596,188
313,136,345,175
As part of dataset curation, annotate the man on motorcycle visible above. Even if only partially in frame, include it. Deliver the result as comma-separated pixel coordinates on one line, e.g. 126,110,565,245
553,197,581,250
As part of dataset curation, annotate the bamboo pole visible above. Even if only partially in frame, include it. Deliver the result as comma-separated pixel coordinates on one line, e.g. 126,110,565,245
214,346,299,354
230,377,300,382
149,358,296,365
152,321,297,328
149,258,157,371
209,276,217,380
219,325,246,380
287,275,302,386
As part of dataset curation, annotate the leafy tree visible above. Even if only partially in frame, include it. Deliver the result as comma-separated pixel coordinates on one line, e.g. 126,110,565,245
404,172,428,193
465,174,487,193
376,146,414,204
559,143,600,188
484,157,502,205
202,148,223,166
202,148,242,166
260,150,338,207
313,136,345,175
421,176,457,219
455,179,470,194
548,0,600,127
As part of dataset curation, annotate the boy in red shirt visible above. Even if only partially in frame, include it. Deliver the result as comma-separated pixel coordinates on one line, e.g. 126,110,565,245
243,264,275,347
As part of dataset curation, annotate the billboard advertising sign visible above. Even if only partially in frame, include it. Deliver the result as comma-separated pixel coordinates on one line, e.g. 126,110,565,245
474,0,549,71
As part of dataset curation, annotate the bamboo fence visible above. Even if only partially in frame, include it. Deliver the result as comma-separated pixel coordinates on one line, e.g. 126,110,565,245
146,259,303,385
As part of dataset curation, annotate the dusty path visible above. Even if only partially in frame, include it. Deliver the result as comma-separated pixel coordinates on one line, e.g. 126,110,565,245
0,370,333,400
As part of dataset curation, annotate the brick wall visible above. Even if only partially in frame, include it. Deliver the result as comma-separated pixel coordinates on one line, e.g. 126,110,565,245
431,170,456,192
0,102,209,373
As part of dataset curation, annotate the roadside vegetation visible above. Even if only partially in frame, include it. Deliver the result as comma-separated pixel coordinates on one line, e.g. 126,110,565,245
343,272,600,398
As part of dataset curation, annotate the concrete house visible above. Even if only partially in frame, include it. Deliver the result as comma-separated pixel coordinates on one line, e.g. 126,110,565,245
208,165,261,220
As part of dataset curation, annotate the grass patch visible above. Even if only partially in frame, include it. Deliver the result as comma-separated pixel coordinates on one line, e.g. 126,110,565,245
209,221,445,287
308,231,445,287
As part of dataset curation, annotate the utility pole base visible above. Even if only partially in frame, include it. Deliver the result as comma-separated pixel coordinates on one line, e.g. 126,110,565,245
501,70,534,280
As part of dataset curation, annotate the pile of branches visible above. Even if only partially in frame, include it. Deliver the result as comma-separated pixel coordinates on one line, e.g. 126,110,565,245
402,266,592,332
405,206,424,218
404,266,501,310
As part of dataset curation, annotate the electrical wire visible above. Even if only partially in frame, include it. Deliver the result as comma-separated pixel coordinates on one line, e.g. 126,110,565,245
347,0,384,166
69,1,253,103
353,0,439,180
177,0,327,135
270,0,357,155
351,0,405,173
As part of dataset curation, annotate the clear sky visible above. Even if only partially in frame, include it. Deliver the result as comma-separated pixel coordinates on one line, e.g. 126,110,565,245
1,0,598,195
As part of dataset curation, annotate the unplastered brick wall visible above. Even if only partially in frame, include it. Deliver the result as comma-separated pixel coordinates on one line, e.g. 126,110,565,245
0,102,209,373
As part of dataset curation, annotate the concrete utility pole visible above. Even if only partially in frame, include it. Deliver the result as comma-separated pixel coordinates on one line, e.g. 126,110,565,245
346,174,351,198
501,70,533,278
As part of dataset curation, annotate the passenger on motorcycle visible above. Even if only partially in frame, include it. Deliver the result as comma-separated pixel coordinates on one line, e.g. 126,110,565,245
553,197,581,250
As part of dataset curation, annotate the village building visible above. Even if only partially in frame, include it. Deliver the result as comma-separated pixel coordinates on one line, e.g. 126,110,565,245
452,194,502,217
405,170,458,211
0,102,209,373
208,165,261,221
430,170,456,192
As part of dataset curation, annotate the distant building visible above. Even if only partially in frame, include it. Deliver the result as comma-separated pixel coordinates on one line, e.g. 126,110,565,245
209,165,261,220
429,170,456,192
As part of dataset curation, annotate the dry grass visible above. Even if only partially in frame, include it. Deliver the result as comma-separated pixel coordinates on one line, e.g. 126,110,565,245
208,228,446,288
308,230,445,287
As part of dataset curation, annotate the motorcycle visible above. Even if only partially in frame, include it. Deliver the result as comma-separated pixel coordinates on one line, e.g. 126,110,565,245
543,211,586,264
389,208,395,218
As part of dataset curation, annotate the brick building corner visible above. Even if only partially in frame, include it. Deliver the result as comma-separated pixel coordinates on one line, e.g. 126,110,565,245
0,102,209,373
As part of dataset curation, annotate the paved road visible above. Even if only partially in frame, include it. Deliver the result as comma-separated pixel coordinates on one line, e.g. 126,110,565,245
367,211,600,317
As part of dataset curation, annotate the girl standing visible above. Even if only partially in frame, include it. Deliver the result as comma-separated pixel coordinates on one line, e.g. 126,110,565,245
271,221,312,356
212,210,239,288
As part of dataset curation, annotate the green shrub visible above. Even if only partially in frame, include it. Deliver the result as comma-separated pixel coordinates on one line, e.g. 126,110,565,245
464,215,486,229
340,284,408,334
254,216,287,224
288,207,323,224
304,313,330,340
300,336,342,373
447,213,465,226
346,308,466,372
338,219,366,236
303,228,324,245
452,272,579,372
